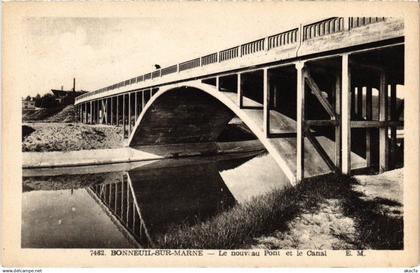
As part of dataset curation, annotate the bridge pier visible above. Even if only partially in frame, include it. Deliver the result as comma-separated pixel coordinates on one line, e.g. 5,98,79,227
110,97,113,125
89,101,93,124
341,53,351,175
116,96,119,126
134,91,138,122
296,62,305,182
123,94,126,138
263,68,270,137
237,73,243,108
379,71,389,172
128,92,132,136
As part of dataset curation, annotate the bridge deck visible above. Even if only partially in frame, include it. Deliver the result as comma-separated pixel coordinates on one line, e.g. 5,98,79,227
75,17,403,104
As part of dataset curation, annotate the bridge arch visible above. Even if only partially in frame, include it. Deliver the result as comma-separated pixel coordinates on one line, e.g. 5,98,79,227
128,81,296,184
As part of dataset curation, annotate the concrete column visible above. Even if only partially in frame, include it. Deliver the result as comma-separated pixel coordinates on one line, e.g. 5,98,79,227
98,100,101,124
135,91,138,122
351,86,356,118
128,93,132,136
149,89,153,99
366,86,373,168
93,101,96,124
296,61,305,182
263,68,270,137
104,99,107,124
90,101,93,124
93,101,95,124
237,73,243,108
83,103,86,123
216,77,220,91
122,94,126,138
379,73,389,173
92,101,95,124
116,96,120,126
341,53,351,174
110,97,113,125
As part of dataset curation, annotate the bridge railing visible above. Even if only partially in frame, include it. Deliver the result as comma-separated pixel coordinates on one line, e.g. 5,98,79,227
349,17,386,29
179,58,201,72
136,75,144,83
219,46,240,62
303,17,344,41
75,16,391,103
268,28,299,50
151,70,161,79
201,53,218,66
161,65,178,76
241,38,265,56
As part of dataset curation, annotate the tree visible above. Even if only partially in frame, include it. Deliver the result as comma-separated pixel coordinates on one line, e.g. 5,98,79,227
39,93,58,108
25,95,31,101
34,94,41,107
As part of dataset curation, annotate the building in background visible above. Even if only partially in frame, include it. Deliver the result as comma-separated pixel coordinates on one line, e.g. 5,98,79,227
51,78,87,105
22,98,36,110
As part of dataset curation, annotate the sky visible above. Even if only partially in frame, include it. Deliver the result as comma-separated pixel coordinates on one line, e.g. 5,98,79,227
22,6,322,97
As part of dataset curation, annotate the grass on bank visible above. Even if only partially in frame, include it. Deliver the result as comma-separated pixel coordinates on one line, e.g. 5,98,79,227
155,173,403,250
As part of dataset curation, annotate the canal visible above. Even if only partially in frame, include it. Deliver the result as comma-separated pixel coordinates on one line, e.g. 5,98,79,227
22,152,290,248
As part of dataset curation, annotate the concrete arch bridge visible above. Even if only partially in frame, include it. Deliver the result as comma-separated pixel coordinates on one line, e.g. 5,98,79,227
74,17,405,185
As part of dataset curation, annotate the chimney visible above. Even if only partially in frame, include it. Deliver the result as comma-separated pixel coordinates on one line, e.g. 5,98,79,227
61,85,63,91
73,78,76,92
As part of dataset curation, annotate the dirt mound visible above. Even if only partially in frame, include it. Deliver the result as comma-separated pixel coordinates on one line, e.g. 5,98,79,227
22,107,64,122
22,123,123,152
47,105,77,123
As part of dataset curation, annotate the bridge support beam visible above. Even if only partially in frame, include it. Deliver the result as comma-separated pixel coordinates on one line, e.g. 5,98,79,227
102,99,107,124
82,103,85,123
237,73,243,108
97,100,100,124
135,91,138,122
92,101,95,124
123,94,126,138
110,97,113,125
379,72,389,173
93,100,96,124
128,93,132,136
296,61,305,182
341,53,351,175
263,68,270,137
366,86,373,168
116,96,120,126
89,101,93,124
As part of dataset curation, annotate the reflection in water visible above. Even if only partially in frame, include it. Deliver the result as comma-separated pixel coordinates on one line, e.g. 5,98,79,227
22,152,290,248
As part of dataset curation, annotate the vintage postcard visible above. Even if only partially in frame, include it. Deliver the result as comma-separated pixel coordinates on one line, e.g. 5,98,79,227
2,1,419,268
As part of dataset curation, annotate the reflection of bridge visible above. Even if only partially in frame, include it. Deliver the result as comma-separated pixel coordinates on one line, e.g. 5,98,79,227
87,173,154,247
87,158,239,247
75,17,405,184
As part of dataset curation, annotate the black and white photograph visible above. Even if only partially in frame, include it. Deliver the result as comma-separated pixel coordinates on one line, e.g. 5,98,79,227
2,1,419,268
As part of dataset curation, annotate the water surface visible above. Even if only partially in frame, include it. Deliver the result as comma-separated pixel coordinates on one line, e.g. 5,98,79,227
22,152,289,248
